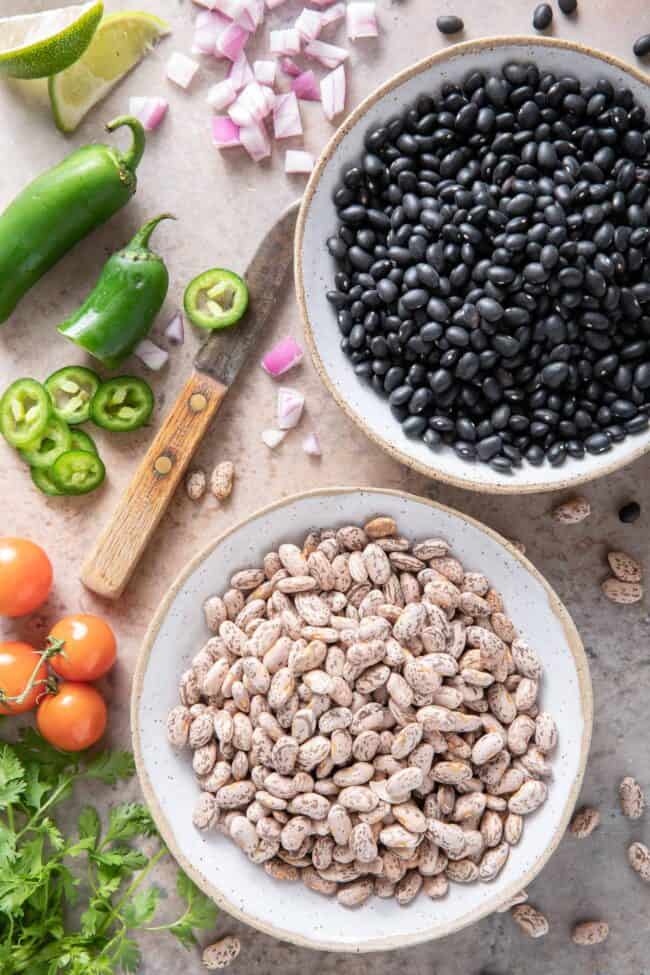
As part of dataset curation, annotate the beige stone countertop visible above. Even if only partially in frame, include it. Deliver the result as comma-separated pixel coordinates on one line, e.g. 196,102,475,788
2,0,650,971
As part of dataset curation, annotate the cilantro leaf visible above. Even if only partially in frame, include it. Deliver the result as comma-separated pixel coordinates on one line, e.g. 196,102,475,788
85,751,135,785
169,869,218,946
78,806,101,845
123,886,160,929
0,822,17,866
0,745,25,808
105,803,157,843
112,935,141,973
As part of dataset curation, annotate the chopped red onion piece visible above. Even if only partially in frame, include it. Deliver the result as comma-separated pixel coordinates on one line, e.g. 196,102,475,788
166,52,200,88
228,51,254,89
273,91,302,139
294,8,322,41
192,10,229,54
211,114,241,147
277,387,305,429
265,0,289,8
285,149,314,173
291,69,320,101
253,59,276,85
240,120,271,161
261,336,304,376
207,78,237,109
165,313,185,345
320,2,345,27
321,63,346,120
346,1,378,39
304,39,348,69
128,96,168,131
269,28,301,55
308,0,339,7
216,22,250,60
237,0,265,30
280,56,302,77
262,428,287,448
302,431,321,456
212,0,247,18
230,82,275,125
134,338,169,371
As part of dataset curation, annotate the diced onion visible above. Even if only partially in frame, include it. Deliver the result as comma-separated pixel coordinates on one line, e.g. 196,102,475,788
285,149,314,173
320,63,346,120
211,115,241,147
238,0,265,30
134,338,169,371
304,39,348,69
216,22,250,60
240,120,271,161
265,0,288,7
166,52,200,89
211,0,247,17
280,56,301,77
319,2,345,27
228,51,254,89
165,313,185,345
346,1,378,39
230,82,275,125
307,0,339,7
261,336,304,376
277,387,305,428
253,59,276,85
294,8,322,42
207,78,237,109
273,91,302,139
269,28,301,55
262,428,287,448
128,96,168,131
291,69,320,101
302,432,321,456
192,10,230,54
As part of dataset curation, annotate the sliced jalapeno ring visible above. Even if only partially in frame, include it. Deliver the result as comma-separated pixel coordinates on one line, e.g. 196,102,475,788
19,416,71,469
91,377,154,432
183,268,249,330
0,378,51,448
45,366,101,424
69,428,98,454
31,466,65,497
50,450,106,495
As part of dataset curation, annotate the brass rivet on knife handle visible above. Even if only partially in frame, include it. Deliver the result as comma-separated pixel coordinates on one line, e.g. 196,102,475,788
80,200,300,600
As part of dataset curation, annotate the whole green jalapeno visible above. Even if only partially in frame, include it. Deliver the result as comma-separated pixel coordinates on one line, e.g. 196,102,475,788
0,115,145,324
58,213,173,369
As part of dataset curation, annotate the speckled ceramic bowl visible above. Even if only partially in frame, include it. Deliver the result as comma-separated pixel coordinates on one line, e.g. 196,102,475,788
296,37,650,494
132,487,592,952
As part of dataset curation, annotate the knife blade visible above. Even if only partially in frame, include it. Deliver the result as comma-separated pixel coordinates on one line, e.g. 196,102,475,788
80,200,301,599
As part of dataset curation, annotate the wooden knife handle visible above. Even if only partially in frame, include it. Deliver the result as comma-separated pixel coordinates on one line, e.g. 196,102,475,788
81,371,227,600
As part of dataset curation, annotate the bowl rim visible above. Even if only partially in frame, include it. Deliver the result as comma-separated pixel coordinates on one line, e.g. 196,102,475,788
131,485,593,952
295,35,650,495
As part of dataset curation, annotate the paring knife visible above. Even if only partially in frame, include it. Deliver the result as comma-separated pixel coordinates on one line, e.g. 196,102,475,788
81,199,300,599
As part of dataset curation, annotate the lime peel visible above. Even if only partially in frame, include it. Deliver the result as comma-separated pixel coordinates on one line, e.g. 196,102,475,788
0,1,103,80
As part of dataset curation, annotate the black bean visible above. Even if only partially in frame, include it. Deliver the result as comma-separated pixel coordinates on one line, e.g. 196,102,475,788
634,34,650,58
436,14,463,35
533,4,553,30
558,0,577,12
619,501,641,523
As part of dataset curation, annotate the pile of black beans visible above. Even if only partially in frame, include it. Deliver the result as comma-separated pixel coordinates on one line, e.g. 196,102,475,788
326,62,650,473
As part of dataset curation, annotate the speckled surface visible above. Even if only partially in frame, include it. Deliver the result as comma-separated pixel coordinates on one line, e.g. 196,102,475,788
1,0,649,972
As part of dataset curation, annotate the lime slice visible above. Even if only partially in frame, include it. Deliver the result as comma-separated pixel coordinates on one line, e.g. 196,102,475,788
49,10,169,133
0,2,103,80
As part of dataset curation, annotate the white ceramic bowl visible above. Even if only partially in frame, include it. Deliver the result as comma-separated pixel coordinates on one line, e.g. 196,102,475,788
296,37,650,494
132,487,592,952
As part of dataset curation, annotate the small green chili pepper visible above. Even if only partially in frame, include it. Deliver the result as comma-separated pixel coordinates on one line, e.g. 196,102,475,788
58,213,173,368
0,379,51,448
91,377,154,432
0,116,145,325
184,268,249,330
20,416,72,469
50,450,106,495
31,466,65,497
45,366,101,425
69,428,98,454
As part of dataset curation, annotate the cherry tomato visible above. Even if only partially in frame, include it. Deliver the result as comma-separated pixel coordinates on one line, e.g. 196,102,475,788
37,682,107,752
49,614,117,682
0,641,48,714
0,538,53,617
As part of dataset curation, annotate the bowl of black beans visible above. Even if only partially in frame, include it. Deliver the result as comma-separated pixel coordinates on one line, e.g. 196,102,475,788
295,37,650,493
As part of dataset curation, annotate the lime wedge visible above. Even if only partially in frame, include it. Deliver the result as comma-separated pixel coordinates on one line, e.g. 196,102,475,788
0,1,103,79
49,10,169,133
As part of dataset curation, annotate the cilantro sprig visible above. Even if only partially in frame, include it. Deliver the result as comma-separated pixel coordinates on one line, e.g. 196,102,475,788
0,729,218,974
